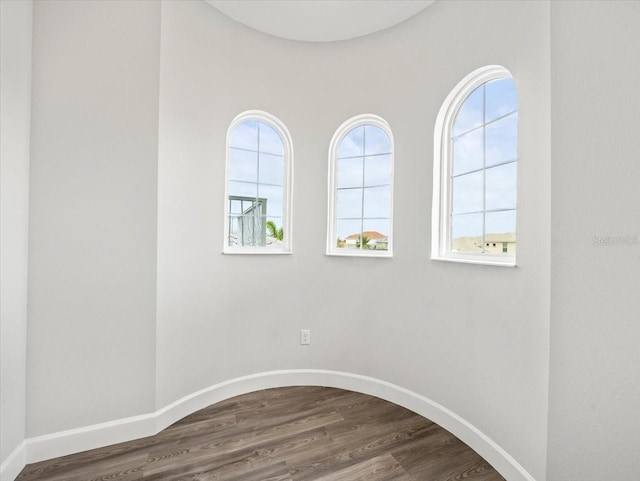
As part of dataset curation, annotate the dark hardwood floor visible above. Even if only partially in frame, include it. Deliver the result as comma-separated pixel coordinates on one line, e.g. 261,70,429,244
18,386,505,481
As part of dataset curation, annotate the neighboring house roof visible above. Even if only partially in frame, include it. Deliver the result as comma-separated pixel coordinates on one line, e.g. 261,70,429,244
345,231,388,241
484,232,516,243
451,233,516,251
451,236,482,251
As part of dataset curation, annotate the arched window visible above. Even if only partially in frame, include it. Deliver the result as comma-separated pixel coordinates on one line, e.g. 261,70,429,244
432,66,517,265
224,111,293,253
327,115,394,257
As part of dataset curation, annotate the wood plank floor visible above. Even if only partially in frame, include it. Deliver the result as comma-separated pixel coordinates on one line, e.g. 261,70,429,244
18,386,505,481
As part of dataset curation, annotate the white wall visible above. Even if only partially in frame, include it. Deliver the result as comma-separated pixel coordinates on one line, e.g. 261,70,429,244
26,0,160,436
548,2,640,479
12,1,640,480
156,1,550,479
0,0,32,472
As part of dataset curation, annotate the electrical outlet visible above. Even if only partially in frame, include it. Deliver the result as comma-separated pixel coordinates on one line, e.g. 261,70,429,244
300,329,311,345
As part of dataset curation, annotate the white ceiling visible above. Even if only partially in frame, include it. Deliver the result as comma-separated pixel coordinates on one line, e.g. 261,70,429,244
204,0,436,43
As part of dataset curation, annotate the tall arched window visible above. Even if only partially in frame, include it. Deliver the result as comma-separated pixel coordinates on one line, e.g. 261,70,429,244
224,111,293,253
432,66,517,265
327,115,394,257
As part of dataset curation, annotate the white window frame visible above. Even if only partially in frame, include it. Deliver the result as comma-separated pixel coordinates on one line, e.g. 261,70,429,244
223,110,293,254
327,114,394,258
431,65,517,267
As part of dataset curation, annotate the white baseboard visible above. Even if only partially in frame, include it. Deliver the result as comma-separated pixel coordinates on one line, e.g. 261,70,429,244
0,441,26,481
25,412,157,465
3,370,536,481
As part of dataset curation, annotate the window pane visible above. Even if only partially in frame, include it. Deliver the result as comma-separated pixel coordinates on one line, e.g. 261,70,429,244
452,171,483,214
258,184,284,218
362,219,390,251
266,215,283,224
485,210,516,255
229,214,266,247
437,72,518,261
229,198,244,214
228,180,257,198
486,163,517,211
336,188,363,219
453,128,484,176
330,116,393,256
226,114,292,252
364,125,391,156
338,126,364,158
228,148,257,182
453,84,483,136
244,214,266,246
336,219,362,249
258,122,284,155
485,113,517,167
364,154,391,187
485,78,517,122
485,210,516,236
266,216,285,244
363,186,391,218
337,157,363,189
259,153,284,186
228,215,240,246
451,213,483,253
229,120,258,150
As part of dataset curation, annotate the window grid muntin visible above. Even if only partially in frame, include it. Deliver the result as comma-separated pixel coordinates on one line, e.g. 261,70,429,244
449,78,517,256
431,66,517,265
452,109,517,139
225,111,292,254
336,126,391,251
451,158,517,179
328,116,394,256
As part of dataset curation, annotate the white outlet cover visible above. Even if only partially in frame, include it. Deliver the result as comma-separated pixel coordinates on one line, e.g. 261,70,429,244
300,329,311,345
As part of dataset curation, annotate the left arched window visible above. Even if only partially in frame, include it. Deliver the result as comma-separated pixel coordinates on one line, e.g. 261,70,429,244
224,111,293,254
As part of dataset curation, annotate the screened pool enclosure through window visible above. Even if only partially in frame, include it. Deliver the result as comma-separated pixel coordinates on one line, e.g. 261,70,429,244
225,112,292,253
227,196,268,247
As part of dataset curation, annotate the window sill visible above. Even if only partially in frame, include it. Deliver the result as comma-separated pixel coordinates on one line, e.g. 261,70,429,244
430,254,516,267
223,248,292,255
326,250,393,258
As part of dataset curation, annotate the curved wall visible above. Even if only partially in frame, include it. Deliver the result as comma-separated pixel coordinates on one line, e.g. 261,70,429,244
18,2,640,481
19,2,551,481
0,1,32,478
27,0,160,440
156,1,550,480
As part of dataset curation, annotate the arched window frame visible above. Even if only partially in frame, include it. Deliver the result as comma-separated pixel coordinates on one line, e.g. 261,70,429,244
327,114,394,257
223,110,293,254
432,65,517,266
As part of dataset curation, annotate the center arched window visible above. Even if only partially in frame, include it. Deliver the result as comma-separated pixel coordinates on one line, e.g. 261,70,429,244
327,115,394,257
